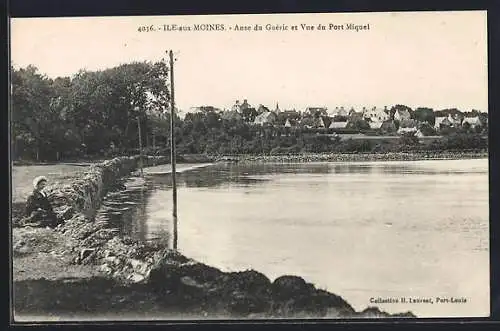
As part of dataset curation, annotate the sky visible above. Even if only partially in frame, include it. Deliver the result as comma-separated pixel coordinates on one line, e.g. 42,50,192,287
10,11,488,113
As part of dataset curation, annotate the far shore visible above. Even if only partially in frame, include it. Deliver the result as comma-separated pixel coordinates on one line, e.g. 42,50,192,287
234,150,488,163
12,150,488,167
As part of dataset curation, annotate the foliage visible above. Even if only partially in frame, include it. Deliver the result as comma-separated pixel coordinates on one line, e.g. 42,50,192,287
418,123,437,136
412,107,435,126
12,62,171,161
346,118,370,131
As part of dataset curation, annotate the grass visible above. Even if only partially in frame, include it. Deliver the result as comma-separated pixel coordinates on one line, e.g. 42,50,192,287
11,164,91,203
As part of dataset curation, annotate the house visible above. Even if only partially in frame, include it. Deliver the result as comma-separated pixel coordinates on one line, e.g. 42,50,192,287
462,116,483,128
254,111,277,126
435,116,452,129
397,127,418,135
348,107,360,117
380,120,397,132
274,102,281,114
305,107,328,118
394,109,411,122
447,113,463,127
329,106,348,117
232,99,251,113
327,107,338,117
318,116,331,128
281,110,301,120
257,104,271,114
363,107,389,122
231,100,242,112
329,121,348,129
189,105,220,114
188,106,204,114
284,118,299,128
415,129,425,138
348,111,364,121
369,121,383,130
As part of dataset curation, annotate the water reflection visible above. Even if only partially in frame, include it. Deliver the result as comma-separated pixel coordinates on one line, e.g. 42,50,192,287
96,177,171,245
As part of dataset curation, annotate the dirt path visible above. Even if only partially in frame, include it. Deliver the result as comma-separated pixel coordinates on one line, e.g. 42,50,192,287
13,227,101,282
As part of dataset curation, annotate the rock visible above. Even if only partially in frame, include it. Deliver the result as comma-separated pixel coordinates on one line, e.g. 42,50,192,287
128,273,146,284
99,263,113,274
103,256,121,266
103,249,114,258
180,276,207,289
79,248,95,261
128,259,148,274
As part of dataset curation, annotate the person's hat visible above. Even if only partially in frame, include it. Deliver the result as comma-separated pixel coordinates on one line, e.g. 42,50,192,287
33,176,48,189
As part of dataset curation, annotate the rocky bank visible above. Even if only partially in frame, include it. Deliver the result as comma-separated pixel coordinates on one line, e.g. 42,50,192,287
12,155,416,320
236,151,488,163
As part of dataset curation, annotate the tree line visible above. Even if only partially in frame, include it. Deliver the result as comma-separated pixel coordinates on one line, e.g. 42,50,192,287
11,63,488,162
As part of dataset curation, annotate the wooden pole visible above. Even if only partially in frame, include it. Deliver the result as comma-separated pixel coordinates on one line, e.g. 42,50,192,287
169,50,178,250
137,116,144,177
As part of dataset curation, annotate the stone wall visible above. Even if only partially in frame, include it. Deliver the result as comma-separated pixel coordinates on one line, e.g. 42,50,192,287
46,155,168,220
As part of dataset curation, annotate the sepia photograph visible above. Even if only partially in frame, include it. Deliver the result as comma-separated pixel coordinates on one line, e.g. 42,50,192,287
9,11,489,321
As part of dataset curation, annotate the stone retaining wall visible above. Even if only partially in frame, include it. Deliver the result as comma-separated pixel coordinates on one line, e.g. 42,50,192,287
46,155,168,219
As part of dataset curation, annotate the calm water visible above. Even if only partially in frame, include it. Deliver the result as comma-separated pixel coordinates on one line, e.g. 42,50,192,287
96,159,489,318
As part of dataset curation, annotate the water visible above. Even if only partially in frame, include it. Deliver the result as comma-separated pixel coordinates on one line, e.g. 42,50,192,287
96,159,489,318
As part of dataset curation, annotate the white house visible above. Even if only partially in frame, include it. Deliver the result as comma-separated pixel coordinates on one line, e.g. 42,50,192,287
462,116,482,128
397,127,418,135
434,116,452,129
447,113,463,127
284,118,296,128
369,121,383,130
329,121,348,129
363,107,389,122
394,109,411,122
254,111,277,126
231,99,251,113
274,102,281,114
305,107,328,117
231,100,242,112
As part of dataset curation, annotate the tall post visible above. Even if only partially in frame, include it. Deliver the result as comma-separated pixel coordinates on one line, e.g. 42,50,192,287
169,50,178,250
136,115,144,177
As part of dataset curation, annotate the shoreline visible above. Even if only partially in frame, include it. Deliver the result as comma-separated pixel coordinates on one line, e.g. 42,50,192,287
234,151,488,164
13,222,416,320
12,155,420,320
12,150,488,167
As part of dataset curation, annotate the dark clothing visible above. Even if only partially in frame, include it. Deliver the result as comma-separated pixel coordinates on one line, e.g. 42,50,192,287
25,190,58,227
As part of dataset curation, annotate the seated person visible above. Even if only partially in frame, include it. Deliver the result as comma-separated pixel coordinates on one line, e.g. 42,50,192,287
24,176,59,227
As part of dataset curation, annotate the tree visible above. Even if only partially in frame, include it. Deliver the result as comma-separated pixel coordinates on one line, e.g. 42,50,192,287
346,117,370,131
11,65,55,160
418,122,437,136
413,107,435,126
11,61,171,160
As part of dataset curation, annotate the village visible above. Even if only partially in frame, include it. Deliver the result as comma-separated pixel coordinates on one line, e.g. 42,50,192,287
187,99,488,139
